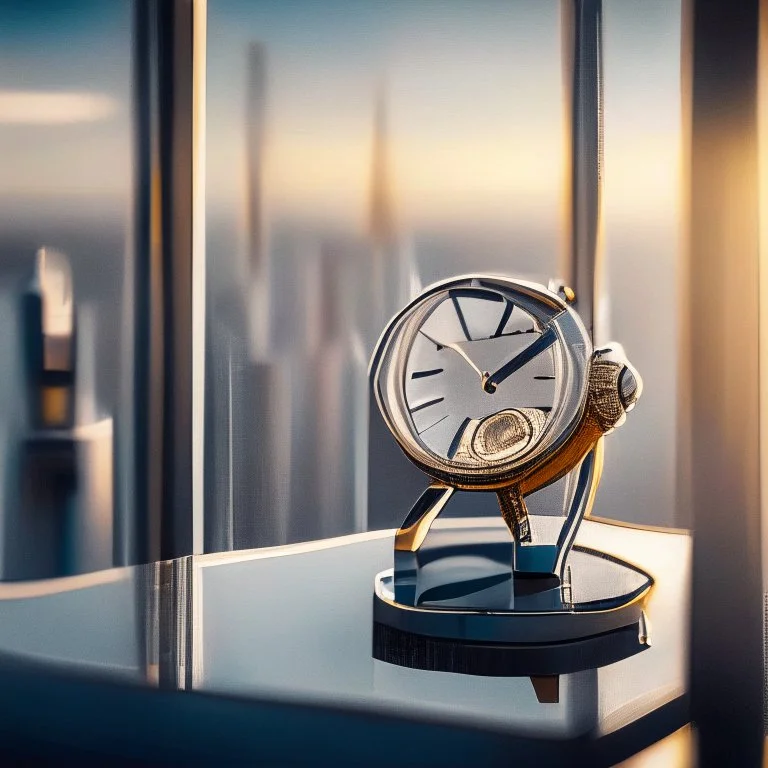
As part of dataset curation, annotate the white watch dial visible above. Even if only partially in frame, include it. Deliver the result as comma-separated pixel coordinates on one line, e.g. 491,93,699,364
403,288,559,463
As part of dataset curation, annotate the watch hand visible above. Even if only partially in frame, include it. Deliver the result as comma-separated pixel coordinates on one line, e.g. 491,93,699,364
419,330,485,381
483,327,557,393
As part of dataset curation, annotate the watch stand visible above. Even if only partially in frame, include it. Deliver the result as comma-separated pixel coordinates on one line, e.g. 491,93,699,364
368,275,653,702
372,449,653,702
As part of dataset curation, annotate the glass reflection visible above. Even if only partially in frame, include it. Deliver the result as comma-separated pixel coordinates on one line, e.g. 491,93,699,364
0,517,690,741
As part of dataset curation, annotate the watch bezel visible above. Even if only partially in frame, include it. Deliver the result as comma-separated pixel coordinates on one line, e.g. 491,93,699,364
370,274,592,489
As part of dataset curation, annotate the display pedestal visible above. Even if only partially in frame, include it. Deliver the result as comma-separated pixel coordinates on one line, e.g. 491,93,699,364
373,516,653,701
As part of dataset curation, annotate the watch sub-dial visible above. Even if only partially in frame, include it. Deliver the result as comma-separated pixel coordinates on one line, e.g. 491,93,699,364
450,409,548,465
471,408,547,462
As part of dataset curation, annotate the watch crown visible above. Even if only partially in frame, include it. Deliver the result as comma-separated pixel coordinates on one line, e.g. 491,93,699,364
618,366,639,410
592,343,643,418
547,279,576,304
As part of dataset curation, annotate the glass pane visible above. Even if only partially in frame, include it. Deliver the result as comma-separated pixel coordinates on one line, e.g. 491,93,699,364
597,0,682,528
0,4,702,763
205,0,684,548
0,0,134,578
205,0,567,549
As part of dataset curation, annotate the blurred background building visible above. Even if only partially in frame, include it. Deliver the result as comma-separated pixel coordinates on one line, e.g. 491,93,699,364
0,0,132,577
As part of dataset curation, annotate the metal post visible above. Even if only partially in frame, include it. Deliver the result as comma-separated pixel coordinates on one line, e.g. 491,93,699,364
561,0,603,342
132,0,198,564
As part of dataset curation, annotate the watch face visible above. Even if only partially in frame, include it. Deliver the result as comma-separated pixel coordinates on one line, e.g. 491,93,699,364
372,276,591,488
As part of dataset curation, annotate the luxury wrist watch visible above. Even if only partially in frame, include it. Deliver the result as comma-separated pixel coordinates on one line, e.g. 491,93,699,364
370,275,653,685
372,274,641,568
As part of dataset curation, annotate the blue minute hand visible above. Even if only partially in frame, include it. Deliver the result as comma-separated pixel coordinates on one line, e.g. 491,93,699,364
483,327,557,393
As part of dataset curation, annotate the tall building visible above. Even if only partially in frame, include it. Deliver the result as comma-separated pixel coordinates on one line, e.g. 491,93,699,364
246,41,270,360
208,66,424,545
204,289,291,550
204,41,292,551
369,85,396,247
364,85,425,531
364,84,414,347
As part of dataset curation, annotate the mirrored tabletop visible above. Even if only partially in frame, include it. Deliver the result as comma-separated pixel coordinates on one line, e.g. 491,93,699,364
0,515,689,749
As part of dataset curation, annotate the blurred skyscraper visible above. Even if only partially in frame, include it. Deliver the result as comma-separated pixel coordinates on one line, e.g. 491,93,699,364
286,85,420,539
205,41,291,551
364,88,425,531
246,42,270,361
367,84,396,341
205,41,424,548
364,84,419,348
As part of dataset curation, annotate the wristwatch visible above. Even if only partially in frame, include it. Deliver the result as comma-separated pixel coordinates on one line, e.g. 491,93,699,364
370,274,642,561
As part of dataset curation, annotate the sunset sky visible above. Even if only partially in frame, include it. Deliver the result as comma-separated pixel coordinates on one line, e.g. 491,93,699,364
0,0,681,233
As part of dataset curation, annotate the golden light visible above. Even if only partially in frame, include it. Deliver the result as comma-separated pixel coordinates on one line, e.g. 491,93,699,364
0,91,117,125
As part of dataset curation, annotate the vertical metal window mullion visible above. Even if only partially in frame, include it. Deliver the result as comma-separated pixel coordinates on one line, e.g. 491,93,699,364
132,0,197,565
560,0,603,343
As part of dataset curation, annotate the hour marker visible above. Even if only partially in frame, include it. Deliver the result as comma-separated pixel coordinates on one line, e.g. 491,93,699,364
534,375,556,380
451,296,472,341
411,368,444,379
410,396,445,414
493,301,513,338
447,417,471,459
449,287,503,302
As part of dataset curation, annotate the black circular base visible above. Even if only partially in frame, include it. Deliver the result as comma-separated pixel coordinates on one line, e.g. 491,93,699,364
372,620,648,677
372,543,653,677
